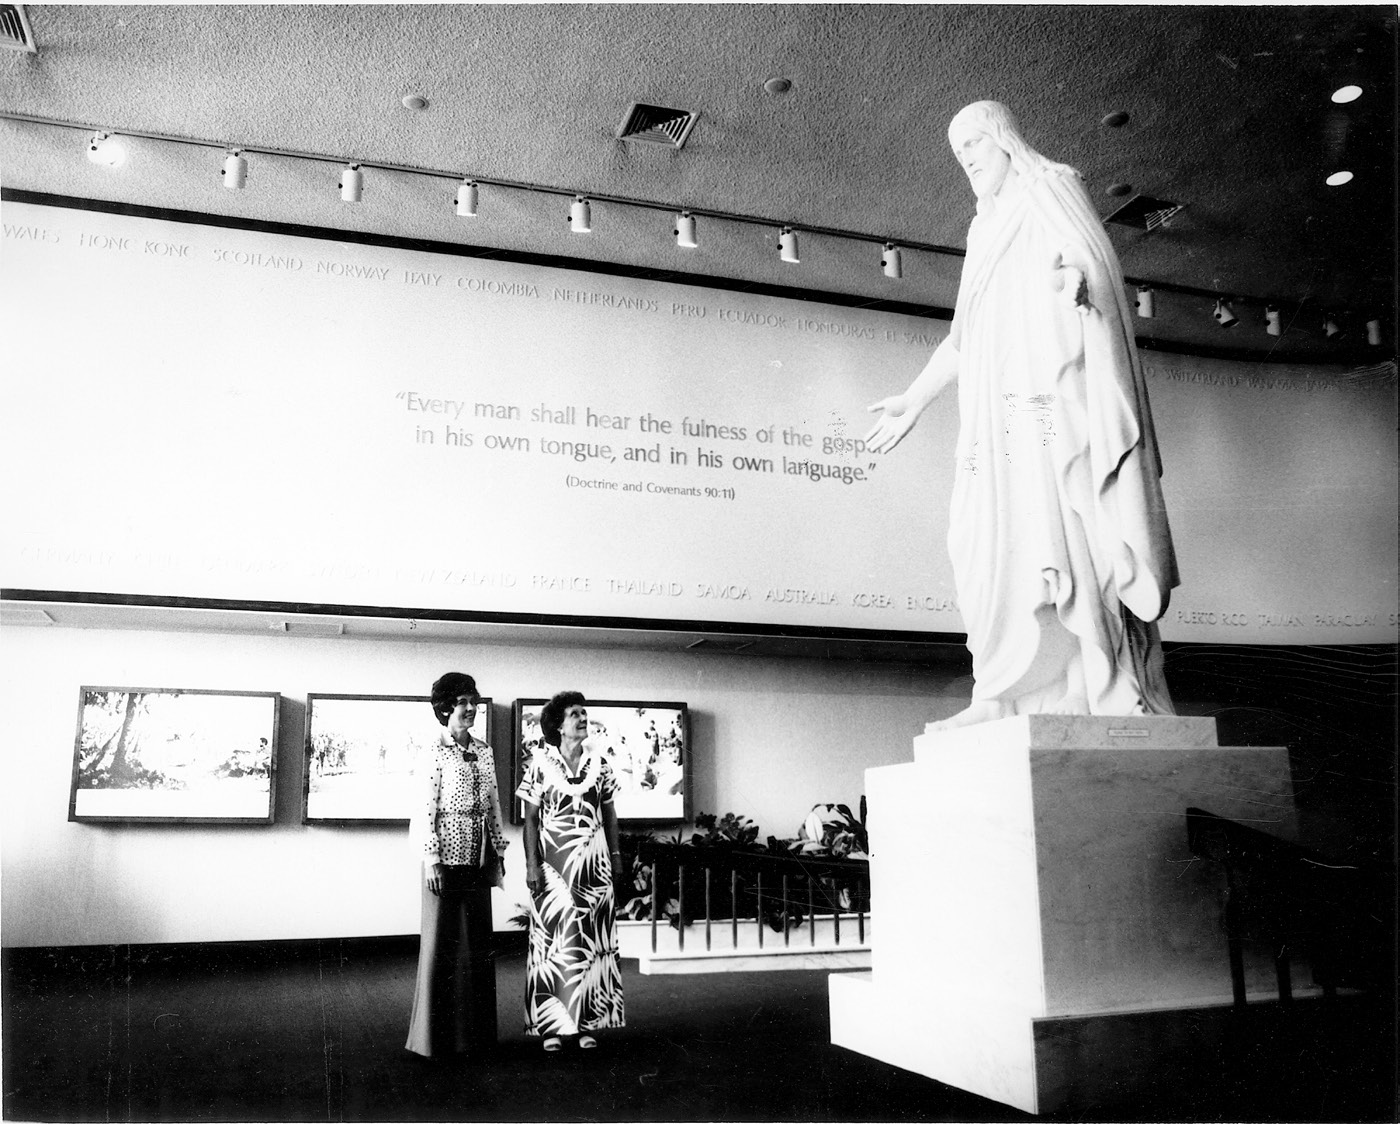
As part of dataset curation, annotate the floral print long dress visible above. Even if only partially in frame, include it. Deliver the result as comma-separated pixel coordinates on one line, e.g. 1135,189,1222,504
517,746,626,1035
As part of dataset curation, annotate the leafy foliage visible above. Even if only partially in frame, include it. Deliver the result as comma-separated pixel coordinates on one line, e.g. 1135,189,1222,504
690,811,760,847
790,802,870,859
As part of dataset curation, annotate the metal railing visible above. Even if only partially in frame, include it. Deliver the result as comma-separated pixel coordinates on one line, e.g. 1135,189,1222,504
632,840,871,955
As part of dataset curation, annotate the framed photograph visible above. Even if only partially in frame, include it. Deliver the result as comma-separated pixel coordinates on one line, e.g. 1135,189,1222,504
69,686,280,824
302,694,491,824
512,698,690,825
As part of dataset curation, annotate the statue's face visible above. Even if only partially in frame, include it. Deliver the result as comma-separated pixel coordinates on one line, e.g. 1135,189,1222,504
949,123,1012,200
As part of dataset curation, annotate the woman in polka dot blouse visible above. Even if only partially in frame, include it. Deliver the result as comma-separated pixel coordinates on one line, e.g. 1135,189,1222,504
405,671,509,1059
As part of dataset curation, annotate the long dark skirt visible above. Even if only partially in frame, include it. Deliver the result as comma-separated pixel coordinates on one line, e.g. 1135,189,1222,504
405,864,496,1057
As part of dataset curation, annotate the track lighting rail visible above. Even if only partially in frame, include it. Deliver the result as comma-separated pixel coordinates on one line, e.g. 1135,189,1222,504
1,110,1386,342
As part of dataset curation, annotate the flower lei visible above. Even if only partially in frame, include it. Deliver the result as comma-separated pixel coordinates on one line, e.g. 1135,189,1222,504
538,742,601,797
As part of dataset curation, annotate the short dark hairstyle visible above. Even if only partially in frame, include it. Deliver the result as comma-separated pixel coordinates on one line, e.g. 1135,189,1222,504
539,690,586,746
430,672,479,726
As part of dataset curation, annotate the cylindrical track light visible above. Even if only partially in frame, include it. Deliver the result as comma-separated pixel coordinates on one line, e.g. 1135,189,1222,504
339,164,363,203
86,131,126,167
1366,318,1382,347
675,211,698,249
569,196,592,234
1134,286,1155,319
455,180,478,217
221,150,247,190
881,243,902,279
778,227,800,264
1265,306,1281,336
1213,298,1237,329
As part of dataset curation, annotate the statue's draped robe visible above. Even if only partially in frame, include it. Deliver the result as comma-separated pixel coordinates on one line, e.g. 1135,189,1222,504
948,165,1178,714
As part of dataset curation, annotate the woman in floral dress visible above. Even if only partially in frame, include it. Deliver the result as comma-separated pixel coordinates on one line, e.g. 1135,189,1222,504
518,690,625,1051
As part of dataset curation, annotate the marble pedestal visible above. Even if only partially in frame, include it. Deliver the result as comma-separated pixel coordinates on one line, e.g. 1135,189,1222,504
828,715,1302,1114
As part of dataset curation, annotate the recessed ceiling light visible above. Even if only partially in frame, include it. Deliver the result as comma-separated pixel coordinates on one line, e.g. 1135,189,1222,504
1326,170,1354,186
763,77,792,95
1101,110,1130,128
1331,85,1363,104
1105,182,1133,197
401,94,429,110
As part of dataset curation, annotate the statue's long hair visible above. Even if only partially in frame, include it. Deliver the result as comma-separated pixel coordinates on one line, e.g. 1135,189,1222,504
948,101,1077,213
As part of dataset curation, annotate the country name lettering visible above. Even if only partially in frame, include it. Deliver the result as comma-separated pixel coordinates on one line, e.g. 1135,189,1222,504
795,317,876,339
1175,610,1249,626
606,578,683,597
3,224,60,243
532,574,591,592
456,277,540,297
316,261,391,280
212,248,305,270
906,596,957,611
552,288,659,312
696,583,750,600
717,308,786,328
434,570,517,588
1314,613,1379,627
764,588,837,605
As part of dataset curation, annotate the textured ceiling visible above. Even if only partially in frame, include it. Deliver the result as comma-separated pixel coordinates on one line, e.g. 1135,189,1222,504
1,4,1395,360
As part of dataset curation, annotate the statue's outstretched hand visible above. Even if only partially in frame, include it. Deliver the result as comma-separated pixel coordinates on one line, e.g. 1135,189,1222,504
865,394,917,454
1050,250,1090,315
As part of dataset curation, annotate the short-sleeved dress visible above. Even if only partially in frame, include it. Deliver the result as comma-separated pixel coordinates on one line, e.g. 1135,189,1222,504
516,745,626,1036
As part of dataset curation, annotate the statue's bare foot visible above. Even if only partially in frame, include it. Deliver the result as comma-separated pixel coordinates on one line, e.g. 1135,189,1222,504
1047,693,1089,716
925,700,1008,733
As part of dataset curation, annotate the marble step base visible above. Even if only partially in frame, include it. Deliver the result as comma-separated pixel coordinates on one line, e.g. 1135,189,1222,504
830,969,1365,1116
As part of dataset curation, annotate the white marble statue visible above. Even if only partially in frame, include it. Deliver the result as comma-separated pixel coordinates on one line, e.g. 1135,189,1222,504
866,101,1179,730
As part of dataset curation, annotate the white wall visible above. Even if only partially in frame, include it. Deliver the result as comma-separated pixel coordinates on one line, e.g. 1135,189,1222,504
5,201,1397,644
0,623,960,948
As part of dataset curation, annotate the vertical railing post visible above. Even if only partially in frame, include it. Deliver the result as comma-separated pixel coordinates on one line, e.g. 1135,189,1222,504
704,866,712,951
757,872,764,949
833,879,841,946
731,869,739,949
808,877,816,946
649,855,659,954
677,863,685,951
782,875,790,947
858,868,867,944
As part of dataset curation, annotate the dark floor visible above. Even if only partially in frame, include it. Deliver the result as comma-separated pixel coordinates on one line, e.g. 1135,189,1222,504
2,938,1395,1123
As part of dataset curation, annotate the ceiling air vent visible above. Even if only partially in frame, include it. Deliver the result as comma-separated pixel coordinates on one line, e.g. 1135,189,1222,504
1105,194,1185,232
617,103,699,149
0,4,36,52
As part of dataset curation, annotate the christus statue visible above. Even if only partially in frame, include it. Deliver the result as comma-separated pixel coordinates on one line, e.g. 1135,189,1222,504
866,101,1179,730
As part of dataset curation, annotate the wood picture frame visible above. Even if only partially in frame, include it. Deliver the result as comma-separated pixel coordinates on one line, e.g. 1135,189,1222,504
512,697,691,825
69,686,280,824
302,693,492,824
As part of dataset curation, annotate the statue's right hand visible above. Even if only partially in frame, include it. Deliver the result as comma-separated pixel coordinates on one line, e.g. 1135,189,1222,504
864,395,916,454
